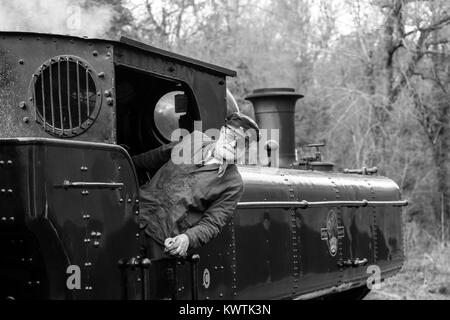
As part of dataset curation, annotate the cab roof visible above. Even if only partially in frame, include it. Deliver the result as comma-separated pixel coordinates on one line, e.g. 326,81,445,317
0,31,237,77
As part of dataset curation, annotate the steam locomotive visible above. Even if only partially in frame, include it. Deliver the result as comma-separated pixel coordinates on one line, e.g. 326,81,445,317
0,32,407,300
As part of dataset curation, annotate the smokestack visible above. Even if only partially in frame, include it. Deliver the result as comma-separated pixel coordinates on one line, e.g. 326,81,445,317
245,88,303,168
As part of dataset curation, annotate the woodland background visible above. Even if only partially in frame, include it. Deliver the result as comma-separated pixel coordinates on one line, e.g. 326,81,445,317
1,0,450,299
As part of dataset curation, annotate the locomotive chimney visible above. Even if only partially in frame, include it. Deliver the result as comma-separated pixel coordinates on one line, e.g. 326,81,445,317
246,88,303,168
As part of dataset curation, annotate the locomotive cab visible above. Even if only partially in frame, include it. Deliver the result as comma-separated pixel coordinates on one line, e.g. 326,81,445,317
0,32,234,299
114,66,197,183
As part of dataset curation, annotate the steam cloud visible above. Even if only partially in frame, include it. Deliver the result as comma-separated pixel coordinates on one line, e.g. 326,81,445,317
0,0,114,38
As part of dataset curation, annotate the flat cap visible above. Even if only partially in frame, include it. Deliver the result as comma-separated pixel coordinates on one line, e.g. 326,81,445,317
225,112,260,141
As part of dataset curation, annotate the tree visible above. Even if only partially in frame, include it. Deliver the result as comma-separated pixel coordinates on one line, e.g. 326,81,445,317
384,0,450,225
85,0,136,39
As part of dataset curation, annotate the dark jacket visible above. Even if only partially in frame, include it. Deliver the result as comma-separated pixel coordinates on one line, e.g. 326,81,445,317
132,133,244,249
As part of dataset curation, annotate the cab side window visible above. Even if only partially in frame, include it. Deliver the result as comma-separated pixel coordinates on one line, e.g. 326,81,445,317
115,66,199,183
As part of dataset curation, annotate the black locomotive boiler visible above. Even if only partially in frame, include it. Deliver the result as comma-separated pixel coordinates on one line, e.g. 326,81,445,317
0,32,407,300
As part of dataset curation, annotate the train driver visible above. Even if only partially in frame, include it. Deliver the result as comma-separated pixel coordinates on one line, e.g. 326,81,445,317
132,112,259,259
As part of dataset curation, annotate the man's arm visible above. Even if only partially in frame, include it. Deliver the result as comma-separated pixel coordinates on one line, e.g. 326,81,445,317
132,141,177,174
184,180,244,249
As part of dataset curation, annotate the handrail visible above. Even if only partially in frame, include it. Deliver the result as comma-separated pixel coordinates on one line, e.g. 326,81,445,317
237,199,408,209
55,180,124,190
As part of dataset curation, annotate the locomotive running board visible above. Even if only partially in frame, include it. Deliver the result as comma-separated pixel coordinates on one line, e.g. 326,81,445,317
237,200,408,209
293,282,356,300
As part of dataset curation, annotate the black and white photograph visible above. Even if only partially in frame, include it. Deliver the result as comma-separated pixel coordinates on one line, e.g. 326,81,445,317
0,0,449,307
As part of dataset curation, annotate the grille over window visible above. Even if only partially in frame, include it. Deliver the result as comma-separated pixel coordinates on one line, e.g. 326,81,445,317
30,56,102,137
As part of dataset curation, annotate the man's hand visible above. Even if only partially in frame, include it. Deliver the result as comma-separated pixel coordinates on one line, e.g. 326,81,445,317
164,234,189,258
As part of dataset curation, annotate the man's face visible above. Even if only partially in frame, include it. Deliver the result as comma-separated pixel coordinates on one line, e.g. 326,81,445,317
214,125,247,163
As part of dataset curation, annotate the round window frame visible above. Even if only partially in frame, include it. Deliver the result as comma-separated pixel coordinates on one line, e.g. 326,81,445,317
28,55,103,138
152,90,186,143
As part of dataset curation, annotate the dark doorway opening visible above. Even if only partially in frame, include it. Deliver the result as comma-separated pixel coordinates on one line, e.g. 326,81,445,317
115,66,200,181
